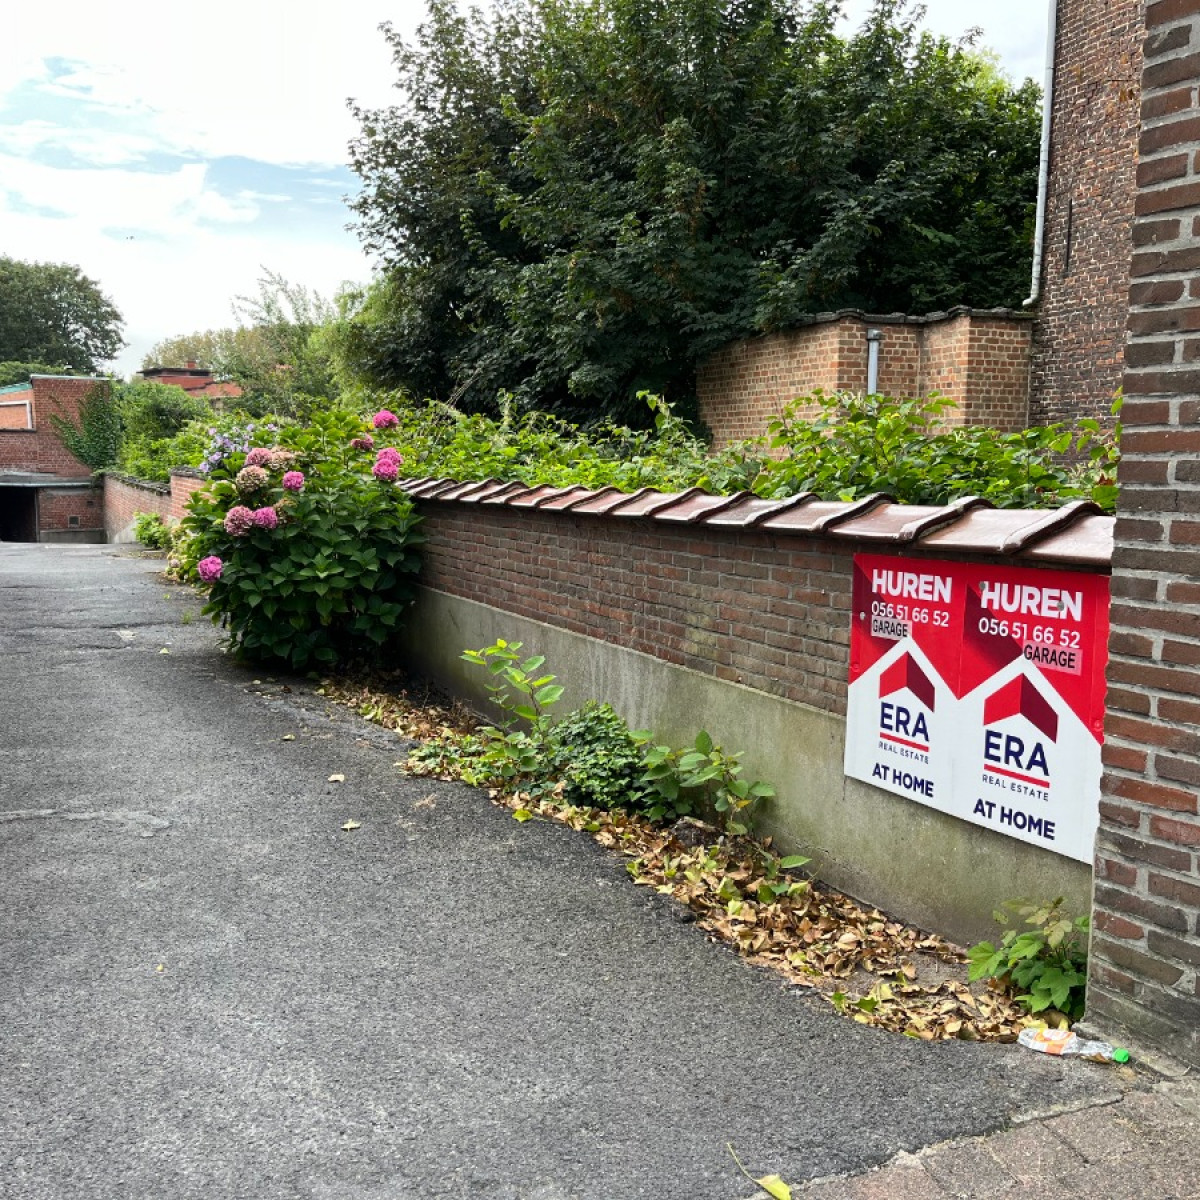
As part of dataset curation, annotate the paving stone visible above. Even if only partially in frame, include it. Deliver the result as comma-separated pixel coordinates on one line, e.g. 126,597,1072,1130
978,1124,1086,1186
1042,1105,1138,1163
920,1137,1019,1199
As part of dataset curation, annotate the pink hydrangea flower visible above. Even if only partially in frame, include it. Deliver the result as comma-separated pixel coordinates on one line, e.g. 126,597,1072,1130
268,449,298,470
372,458,399,483
281,471,305,492
376,447,403,465
224,505,255,536
350,435,375,452
252,506,279,530
372,410,399,430
235,465,270,494
244,447,273,467
197,556,224,582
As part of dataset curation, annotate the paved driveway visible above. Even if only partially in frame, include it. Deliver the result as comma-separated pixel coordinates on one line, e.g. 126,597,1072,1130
0,544,1120,1199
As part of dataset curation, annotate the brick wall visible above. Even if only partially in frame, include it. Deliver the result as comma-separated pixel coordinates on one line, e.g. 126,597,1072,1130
1089,0,1200,1069
104,475,171,542
0,376,107,478
36,486,104,539
697,310,1032,447
0,393,32,429
168,470,208,520
1030,0,1144,427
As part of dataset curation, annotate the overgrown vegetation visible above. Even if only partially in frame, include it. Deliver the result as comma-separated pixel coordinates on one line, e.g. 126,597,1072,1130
408,638,775,832
322,669,1047,1042
178,409,424,669
967,898,1091,1021
48,384,122,471
347,0,1041,419
132,511,170,550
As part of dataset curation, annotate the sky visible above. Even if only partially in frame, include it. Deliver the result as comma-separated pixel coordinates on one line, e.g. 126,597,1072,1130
2,1,1053,378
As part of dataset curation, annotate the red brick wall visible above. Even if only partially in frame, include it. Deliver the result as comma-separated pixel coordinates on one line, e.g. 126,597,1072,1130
103,475,171,541
0,393,32,429
36,486,104,536
1089,0,1200,1069
697,311,1032,448
414,503,1106,721
169,471,208,519
1030,0,1144,427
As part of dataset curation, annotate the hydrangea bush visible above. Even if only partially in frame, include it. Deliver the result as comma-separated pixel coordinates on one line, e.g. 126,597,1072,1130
180,409,424,670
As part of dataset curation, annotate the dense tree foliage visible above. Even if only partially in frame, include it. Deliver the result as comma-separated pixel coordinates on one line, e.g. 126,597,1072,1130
0,257,124,372
347,0,1041,421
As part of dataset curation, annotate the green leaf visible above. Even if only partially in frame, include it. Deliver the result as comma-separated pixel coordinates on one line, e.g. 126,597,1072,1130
512,808,533,822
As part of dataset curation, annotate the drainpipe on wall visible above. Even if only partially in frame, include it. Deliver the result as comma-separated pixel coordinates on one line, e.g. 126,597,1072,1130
866,328,884,395
1024,0,1059,308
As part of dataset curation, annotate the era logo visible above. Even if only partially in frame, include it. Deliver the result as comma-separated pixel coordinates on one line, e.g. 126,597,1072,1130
984,731,1049,776
881,703,929,743
982,675,1058,785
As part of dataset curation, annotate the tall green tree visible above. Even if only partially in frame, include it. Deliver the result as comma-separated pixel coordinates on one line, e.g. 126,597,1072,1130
348,0,1041,421
0,257,125,371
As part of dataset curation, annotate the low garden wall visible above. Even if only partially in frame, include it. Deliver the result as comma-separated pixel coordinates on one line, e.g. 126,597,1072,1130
394,479,1113,945
103,469,211,542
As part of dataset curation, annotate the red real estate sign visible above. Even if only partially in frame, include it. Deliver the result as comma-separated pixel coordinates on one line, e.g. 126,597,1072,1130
845,554,1110,863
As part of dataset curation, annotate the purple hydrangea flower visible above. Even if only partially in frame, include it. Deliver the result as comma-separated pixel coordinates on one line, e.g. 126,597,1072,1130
224,506,255,536
244,447,273,467
372,410,400,430
252,506,279,530
372,458,399,483
350,435,375,452
197,556,224,582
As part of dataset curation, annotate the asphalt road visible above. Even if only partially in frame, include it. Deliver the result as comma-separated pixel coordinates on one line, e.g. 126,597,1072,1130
0,543,1121,1200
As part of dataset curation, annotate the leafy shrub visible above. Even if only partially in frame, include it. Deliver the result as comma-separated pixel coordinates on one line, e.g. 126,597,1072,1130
132,511,170,549
967,897,1090,1020
423,638,776,832
377,390,1119,513
758,391,1121,511
117,380,212,441
548,702,653,811
181,409,424,670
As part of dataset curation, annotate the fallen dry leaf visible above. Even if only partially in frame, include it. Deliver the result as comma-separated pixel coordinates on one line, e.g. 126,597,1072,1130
328,773,345,783
341,820,361,832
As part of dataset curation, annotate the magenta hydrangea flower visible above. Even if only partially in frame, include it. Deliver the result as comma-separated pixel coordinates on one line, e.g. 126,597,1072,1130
235,464,270,494
197,555,224,582
372,410,399,430
350,435,375,452
376,446,403,465
243,447,273,467
252,506,279,530
223,505,255,536
372,458,399,483
281,471,305,492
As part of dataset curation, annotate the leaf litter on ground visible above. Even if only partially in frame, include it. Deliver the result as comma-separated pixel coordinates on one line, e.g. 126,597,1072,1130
320,673,1043,1043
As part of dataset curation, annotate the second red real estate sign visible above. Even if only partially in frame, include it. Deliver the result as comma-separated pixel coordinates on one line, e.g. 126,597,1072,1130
844,554,1110,863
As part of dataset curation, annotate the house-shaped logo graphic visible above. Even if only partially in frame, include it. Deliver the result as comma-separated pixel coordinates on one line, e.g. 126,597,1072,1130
981,675,1058,789
878,653,936,752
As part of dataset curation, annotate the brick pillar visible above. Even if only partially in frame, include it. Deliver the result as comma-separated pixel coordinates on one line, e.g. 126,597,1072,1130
1089,0,1200,1068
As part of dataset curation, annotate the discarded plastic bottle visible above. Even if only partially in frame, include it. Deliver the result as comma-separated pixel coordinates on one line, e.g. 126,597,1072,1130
1018,1026,1130,1064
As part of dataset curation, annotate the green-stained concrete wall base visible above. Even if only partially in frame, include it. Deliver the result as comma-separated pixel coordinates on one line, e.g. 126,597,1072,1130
397,587,1091,946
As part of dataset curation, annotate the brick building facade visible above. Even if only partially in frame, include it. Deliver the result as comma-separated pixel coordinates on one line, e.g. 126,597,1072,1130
1029,0,1145,428
1087,0,1200,1070
0,376,106,542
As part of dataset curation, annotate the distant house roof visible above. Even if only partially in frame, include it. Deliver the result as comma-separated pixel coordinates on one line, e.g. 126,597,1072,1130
139,363,242,400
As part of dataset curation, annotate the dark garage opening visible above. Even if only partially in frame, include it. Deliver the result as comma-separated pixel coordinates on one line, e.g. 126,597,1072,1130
0,489,38,542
